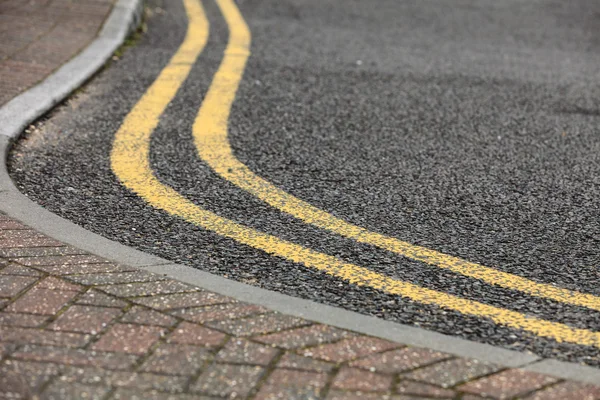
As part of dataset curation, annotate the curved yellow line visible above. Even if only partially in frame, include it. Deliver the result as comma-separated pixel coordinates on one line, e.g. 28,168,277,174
111,0,600,348
192,0,600,313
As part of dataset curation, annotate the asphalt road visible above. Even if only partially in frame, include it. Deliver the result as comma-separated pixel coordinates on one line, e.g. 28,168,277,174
10,0,600,365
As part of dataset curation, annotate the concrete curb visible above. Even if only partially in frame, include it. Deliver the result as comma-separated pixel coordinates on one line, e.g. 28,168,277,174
0,0,599,387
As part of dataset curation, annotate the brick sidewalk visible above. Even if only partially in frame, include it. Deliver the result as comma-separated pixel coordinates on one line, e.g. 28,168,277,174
0,213,598,399
0,0,114,105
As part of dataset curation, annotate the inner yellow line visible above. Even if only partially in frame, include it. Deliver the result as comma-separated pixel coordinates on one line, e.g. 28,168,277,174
111,0,600,348
191,0,600,313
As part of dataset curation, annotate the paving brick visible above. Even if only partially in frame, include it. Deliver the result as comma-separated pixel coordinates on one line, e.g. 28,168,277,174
31,262,134,275
0,58,48,75
167,321,226,347
171,302,266,323
75,289,129,308
0,312,48,327
326,391,392,400
0,220,28,229
0,263,42,276
0,64,47,92
191,363,264,398
65,270,166,286
54,2,110,18
404,358,502,388
0,229,46,240
396,380,456,398
5,287,78,314
59,367,188,392
13,254,108,266
458,369,558,399
349,347,451,373
277,353,335,372
91,323,165,355
255,324,354,349
41,381,111,400
255,369,329,400
133,291,234,311
112,389,217,400
0,245,85,258
0,326,90,347
524,381,600,399
140,344,211,376
0,342,18,359
208,313,310,337
99,280,199,298
0,360,61,398
0,237,64,248
37,276,84,291
13,32,88,66
332,367,392,392
12,345,138,370
61,14,107,33
215,338,279,365
0,274,36,297
301,336,400,363
121,305,178,327
49,305,122,334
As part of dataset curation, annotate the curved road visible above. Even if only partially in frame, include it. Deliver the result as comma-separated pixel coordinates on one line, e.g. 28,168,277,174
10,0,600,365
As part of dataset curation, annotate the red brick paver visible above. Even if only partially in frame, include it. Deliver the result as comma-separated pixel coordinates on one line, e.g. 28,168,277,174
255,369,328,399
403,357,503,388
349,347,451,373
168,321,227,347
0,212,598,399
49,304,122,333
91,323,166,355
396,379,457,398
459,368,558,399
301,335,400,363
5,286,78,314
331,367,393,392
215,338,280,366
525,381,600,399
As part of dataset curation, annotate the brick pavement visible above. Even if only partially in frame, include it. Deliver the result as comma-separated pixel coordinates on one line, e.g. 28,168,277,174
0,0,114,105
0,213,599,399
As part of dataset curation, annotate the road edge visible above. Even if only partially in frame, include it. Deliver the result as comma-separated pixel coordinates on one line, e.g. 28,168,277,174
0,0,600,386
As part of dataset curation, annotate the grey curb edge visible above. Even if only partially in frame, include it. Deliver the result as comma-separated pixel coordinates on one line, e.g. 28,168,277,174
0,1,599,387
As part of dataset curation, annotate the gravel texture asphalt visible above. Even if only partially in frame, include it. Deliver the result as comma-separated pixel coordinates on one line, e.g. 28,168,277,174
9,0,600,365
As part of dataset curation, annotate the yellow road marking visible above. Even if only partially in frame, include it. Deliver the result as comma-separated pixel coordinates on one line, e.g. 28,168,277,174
192,0,600,313
111,0,600,348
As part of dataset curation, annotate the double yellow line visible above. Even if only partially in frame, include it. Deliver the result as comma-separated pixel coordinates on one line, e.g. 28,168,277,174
112,0,600,347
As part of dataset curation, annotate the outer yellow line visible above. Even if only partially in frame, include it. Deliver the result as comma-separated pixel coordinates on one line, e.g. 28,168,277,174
111,0,600,348
192,0,600,313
